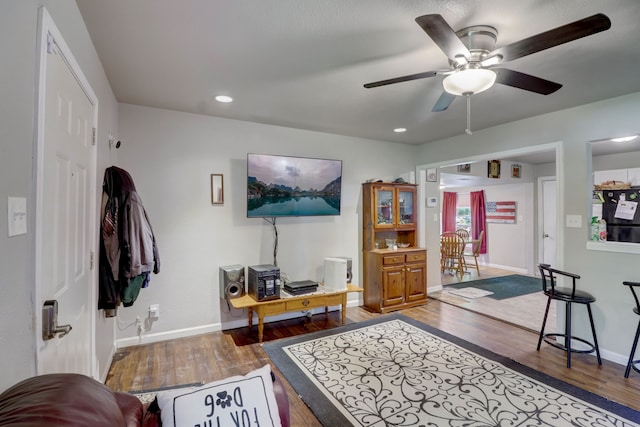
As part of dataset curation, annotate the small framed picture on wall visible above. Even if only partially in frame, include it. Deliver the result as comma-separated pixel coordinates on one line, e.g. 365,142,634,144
512,164,522,178
488,160,501,179
457,163,471,173
426,168,438,182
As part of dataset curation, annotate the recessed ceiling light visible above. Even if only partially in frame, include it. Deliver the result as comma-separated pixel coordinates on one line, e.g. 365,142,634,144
394,128,407,133
215,95,233,103
611,135,639,143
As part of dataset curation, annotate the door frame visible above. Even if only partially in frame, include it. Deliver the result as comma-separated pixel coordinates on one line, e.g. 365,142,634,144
34,7,99,376
537,176,560,273
416,141,562,289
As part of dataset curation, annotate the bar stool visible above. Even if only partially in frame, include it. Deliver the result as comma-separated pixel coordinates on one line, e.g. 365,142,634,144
537,264,602,368
623,281,640,378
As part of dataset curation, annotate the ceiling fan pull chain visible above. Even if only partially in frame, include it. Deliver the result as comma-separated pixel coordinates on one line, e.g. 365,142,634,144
465,93,472,135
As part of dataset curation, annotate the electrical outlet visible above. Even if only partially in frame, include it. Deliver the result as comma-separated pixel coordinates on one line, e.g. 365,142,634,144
148,304,160,319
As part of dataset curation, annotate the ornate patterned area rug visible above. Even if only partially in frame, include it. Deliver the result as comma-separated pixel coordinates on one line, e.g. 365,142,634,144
264,314,640,426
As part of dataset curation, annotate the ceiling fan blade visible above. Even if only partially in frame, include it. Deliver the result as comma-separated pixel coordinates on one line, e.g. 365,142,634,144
364,71,437,88
432,91,456,112
494,68,562,95
415,14,470,60
486,13,611,63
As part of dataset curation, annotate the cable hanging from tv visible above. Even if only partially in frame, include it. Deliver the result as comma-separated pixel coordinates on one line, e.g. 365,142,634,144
264,217,278,266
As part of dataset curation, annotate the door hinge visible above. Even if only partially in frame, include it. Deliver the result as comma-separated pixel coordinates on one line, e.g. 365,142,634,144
92,128,97,146
90,251,95,270
46,32,56,54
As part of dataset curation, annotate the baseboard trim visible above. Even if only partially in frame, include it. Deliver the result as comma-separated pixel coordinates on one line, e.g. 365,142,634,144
428,285,443,293
483,263,528,274
99,347,116,382
117,299,364,346
117,323,222,348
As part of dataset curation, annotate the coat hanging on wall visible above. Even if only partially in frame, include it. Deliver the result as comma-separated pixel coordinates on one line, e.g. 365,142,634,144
99,166,160,316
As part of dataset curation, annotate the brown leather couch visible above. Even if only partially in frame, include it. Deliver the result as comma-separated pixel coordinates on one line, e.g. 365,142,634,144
0,372,290,426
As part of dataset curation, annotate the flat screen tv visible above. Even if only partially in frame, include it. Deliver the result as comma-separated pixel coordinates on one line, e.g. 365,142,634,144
247,153,342,218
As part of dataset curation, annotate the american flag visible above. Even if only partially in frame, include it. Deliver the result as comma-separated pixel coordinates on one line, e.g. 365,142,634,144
486,201,517,223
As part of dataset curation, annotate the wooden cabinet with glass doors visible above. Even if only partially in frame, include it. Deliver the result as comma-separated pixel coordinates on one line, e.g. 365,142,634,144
362,182,427,313
362,182,418,249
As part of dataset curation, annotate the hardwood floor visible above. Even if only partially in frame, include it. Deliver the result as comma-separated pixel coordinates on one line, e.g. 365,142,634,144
106,300,640,426
440,264,515,285
433,265,554,332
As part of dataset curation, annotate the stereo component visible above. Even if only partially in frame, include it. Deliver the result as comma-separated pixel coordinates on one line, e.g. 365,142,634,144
219,265,245,300
248,264,281,301
323,257,348,291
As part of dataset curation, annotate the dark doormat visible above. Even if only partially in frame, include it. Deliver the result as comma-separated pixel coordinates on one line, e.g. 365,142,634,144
445,274,541,300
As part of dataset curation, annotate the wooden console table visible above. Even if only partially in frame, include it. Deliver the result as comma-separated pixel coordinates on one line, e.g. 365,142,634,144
230,284,363,342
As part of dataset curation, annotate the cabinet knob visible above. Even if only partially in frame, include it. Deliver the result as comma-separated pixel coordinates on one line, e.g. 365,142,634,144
302,299,310,306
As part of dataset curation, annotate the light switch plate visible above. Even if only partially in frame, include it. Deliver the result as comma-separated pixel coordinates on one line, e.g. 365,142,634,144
566,214,582,228
8,197,27,237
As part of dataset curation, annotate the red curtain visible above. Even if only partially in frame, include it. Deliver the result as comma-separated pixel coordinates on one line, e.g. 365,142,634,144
471,190,487,254
442,192,457,233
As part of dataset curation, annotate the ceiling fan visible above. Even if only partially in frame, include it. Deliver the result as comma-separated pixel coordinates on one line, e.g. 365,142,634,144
364,13,611,116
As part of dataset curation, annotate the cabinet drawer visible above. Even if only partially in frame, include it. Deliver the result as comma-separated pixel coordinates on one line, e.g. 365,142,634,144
261,302,286,315
406,252,426,263
285,294,343,310
382,255,405,265
322,294,344,306
286,298,320,310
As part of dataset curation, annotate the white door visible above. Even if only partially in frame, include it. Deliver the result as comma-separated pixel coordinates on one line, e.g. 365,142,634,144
541,179,557,267
35,10,97,375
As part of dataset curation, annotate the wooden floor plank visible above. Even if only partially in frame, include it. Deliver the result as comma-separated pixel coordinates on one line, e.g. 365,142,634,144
106,299,640,425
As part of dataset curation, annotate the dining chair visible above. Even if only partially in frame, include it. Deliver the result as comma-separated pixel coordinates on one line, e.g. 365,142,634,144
440,232,465,278
462,230,484,275
455,228,470,242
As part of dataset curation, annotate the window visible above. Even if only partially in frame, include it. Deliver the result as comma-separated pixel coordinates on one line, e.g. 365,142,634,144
456,193,471,232
456,207,471,231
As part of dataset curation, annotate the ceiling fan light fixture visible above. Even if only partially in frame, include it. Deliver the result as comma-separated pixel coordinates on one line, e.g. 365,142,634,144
443,68,496,96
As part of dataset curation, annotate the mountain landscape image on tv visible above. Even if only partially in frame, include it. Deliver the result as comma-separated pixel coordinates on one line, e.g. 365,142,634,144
247,153,342,217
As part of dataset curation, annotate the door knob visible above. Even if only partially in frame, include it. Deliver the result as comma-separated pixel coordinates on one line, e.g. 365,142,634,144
42,300,73,340
543,233,550,238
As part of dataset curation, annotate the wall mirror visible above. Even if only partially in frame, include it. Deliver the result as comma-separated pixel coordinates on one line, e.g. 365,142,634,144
211,174,224,205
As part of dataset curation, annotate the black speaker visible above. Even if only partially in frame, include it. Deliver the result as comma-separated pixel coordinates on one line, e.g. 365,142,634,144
219,265,245,300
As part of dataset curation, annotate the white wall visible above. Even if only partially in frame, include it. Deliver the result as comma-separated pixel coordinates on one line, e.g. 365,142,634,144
0,0,118,389
593,150,640,172
417,92,640,364
2,1,639,391
114,103,417,345
444,183,534,274
483,184,535,273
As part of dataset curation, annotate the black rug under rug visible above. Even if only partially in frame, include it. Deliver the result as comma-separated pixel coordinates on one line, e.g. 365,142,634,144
446,274,540,300
264,314,640,426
